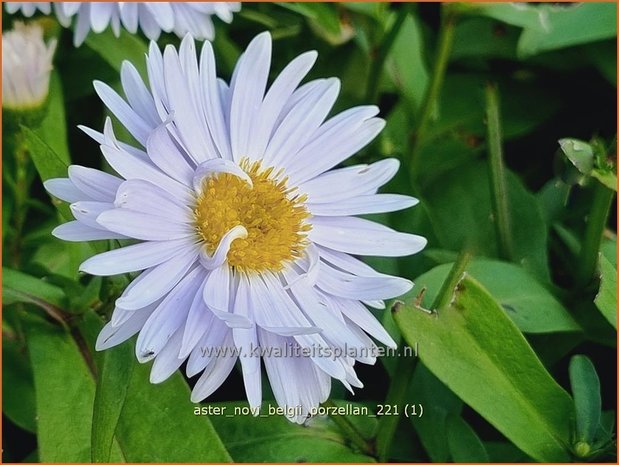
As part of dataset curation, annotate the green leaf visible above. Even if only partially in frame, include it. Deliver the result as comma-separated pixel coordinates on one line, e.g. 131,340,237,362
85,27,148,77
2,267,67,311
387,14,429,112
595,253,617,329
208,401,375,462
559,138,594,175
470,3,617,57
114,361,231,462
2,333,37,433
518,3,617,57
569,355,602,447
392,275,575,462
77,312,231,462
446,415,489,462
451,17,519,61
21,125,72,221
92,343,133,463
34,72,70,164
421,161,550,281
414,259,580,333
21,125,68,182
25,316,124,462
467,3,550,30
409,364,462,462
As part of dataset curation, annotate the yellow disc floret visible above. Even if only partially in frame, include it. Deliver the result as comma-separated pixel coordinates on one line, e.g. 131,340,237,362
195,159,311,273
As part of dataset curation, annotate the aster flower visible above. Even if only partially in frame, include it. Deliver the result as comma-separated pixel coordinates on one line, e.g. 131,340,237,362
2,21,57,111
44,32,426,423
4,2,241,46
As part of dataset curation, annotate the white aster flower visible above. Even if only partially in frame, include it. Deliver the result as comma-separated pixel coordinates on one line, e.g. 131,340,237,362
44,32,426,423
2,21,57,111
4,2,241,46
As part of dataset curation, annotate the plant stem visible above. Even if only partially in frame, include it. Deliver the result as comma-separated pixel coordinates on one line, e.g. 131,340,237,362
410,4,457,173
322,399,373,455
485,83,514,261
375,355,416,462
432,249,473,310
376,250,471,461
10,132,33,268
365,5,410,103
577,180,614,287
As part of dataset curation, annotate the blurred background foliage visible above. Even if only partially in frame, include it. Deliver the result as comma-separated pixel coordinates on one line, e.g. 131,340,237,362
2,2,617,463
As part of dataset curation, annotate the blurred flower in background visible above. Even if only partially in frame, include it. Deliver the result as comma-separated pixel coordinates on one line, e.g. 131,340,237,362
44,32,426,423
3,2,241,45
2,21,57,111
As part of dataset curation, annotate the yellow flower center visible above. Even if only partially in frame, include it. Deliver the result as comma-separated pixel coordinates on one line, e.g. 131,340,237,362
195,160,311,273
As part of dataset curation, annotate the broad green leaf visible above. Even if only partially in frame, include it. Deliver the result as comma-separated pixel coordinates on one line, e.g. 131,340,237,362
595,253,617,328
2,267,67,311
421,161,550,281
209,401,375,462
92,343,133,463
423,74,559,143
34,72,70,164
77,312,231,462
451,17,519,60
392,275,575,462
85,28,148,77
518,3,617,57
115,362,232,462
25,316,124,462
413,259,580,333
467,3,549,30
471,3,617,57
410,364,462,462
446,415,489,462
2,333,37,433
569,355,601,446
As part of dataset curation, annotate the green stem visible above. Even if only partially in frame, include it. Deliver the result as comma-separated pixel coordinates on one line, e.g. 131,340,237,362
432,249,473,310
485,83,514,261
365,5,410,103
10,132,33,268
376,250,471,461
410,5,457,173
322,399,373,455
375,355,416,462
577,181,614,287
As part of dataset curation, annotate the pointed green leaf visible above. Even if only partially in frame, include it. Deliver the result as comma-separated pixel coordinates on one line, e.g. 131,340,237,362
392,275,574,462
